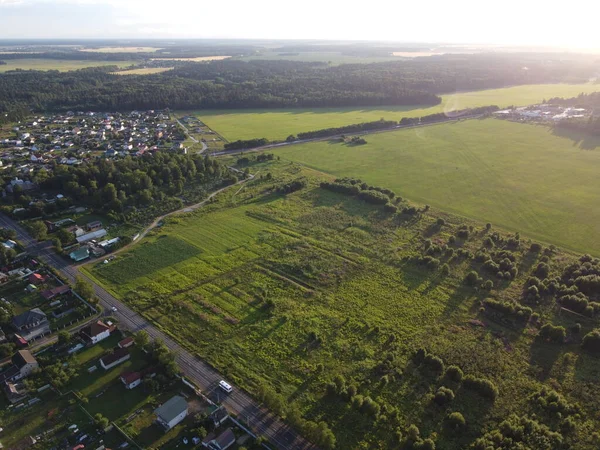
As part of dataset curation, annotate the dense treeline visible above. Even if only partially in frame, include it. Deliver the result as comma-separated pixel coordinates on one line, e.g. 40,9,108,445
547,91,600,108
6,153,233,219
296,120,397,140
1,52,596,113
0,60,6,66
555,117,600,136
291,106,499,142
399,105,500,126
224,138,269,150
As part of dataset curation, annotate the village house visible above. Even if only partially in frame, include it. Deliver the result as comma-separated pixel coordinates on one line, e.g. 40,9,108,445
80,320,113,345
69,247,90,262
28,273,46,285
202,428,236,450
41,284,71,301
100,347,130,370
155,395,188,431
4,381,28,404
11,308,50,340
0,350,39,383
118,336,134,348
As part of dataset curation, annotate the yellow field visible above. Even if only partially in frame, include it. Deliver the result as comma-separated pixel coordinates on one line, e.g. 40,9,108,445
80,46,162,53
111,67,173,75
0,59,133,72
151,56,231,62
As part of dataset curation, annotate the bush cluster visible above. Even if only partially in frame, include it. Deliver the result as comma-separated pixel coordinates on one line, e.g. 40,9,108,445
463,375,498,401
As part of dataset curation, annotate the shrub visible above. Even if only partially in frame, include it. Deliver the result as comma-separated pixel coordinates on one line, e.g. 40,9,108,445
441,264,450,276
415,439,436,450
457,229,469,239
436,218,445,226
360,396,380,416
423,353,445,374
481,280,494,290
445,365,464,382
446,412,466,429
433,386,455,406
407,424,420,441
539,323,566,343
384,203,398,213
448,236,456,244
485,223,492,230
530,243,543,252
351,394,364,409
582,329,600,353
463,375,498,401
465,271,479,286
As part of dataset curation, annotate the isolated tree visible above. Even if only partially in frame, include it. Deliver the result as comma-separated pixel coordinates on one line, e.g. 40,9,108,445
446,412,466,430
28,220,47,241
57,330,72,346
56,227,73,246
135,330,151,349
75,277,95,300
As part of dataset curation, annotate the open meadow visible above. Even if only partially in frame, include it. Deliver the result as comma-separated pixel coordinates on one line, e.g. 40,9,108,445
193,83,599,141
84,159,600,449
271,119,600,255
0,58,133,72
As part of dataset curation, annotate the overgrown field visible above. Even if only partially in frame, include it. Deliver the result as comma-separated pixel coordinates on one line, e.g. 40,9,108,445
0,59,133,72
193,84,599,141
85,160,600,449
271,119,600,256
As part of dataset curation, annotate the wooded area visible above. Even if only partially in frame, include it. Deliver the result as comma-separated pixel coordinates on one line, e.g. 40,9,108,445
0,53,596,116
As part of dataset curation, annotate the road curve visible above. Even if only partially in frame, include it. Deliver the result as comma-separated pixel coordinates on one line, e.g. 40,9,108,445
0,210,315,450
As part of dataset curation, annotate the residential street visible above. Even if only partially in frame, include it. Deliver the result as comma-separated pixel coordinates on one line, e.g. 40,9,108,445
0,213,315,450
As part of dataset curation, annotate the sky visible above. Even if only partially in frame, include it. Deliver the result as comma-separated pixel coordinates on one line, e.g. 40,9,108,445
0,0,599,49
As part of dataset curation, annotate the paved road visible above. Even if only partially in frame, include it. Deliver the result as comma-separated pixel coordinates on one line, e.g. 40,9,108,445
0,214,314,450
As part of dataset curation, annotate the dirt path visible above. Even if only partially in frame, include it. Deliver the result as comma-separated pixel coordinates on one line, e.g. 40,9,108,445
84,169,254,262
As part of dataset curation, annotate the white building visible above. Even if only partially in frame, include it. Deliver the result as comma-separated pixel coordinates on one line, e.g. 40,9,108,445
76,229,108,244
155,395,188,431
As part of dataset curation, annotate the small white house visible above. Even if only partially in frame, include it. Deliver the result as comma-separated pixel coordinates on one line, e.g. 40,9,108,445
120,371,142,390
80,320,112,345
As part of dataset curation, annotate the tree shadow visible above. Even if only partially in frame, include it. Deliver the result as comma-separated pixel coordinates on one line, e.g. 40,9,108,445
528,338,565,381
551,127,600,151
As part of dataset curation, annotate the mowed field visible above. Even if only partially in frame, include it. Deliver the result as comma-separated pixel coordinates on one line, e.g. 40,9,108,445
271,119,600,255
194,83,599,141
84,161,600,449
0,58,133,72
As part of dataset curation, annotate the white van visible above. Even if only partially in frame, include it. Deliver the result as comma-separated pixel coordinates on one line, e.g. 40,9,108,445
219,380,233,393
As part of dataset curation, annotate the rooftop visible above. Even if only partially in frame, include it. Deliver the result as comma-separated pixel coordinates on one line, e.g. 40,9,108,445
155,395,188,424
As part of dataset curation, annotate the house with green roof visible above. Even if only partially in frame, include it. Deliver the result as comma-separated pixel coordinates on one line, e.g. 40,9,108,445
69,247,90,262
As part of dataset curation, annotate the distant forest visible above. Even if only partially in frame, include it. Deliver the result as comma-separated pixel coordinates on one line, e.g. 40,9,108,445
0,53,597,119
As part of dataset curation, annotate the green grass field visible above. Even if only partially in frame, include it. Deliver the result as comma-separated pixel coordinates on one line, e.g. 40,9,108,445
271,119,600,255
0,59,133,72
84,160,600,449
193,83,599,141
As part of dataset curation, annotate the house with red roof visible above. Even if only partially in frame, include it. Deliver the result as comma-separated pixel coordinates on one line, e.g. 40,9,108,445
28,273,46,285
